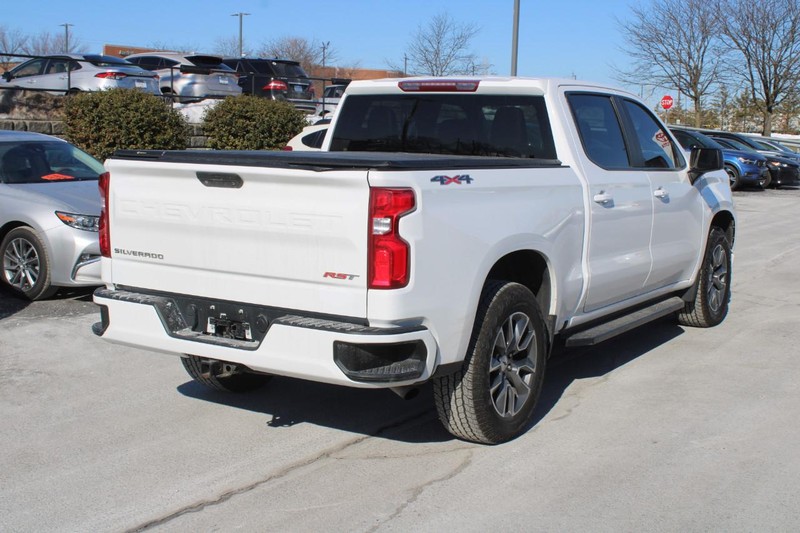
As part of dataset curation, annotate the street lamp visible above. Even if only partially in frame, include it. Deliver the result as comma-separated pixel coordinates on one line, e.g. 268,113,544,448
60,23,73,53
231,12,250,57
510,0,520,76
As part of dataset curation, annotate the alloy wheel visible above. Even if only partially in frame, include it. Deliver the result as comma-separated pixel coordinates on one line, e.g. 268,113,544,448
3,237,40,291
488,311,538,418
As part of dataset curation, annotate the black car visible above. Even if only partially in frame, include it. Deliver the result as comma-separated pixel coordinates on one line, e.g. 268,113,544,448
222,57,315,113
711,136,800,188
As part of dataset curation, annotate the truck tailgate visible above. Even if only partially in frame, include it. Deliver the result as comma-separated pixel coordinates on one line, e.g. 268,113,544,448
104,157,370,319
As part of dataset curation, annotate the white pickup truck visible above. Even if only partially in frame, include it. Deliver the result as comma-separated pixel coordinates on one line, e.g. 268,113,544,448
93,78,735,444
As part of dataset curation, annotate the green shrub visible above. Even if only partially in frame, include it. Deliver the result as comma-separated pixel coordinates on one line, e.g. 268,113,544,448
203,96,307,150
63,89,189,160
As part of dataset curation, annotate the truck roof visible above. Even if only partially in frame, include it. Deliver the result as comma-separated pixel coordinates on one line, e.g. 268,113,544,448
344,76,637,98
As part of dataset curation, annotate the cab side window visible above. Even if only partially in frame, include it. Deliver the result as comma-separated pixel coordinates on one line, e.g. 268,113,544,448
622,100,682,169
568,94,630,169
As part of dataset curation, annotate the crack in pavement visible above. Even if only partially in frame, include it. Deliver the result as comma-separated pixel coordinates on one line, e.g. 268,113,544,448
125,409,432,532
364,448,474,533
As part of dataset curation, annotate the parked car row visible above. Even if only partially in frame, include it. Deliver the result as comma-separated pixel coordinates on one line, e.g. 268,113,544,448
0,52,340,113
670,126,800,190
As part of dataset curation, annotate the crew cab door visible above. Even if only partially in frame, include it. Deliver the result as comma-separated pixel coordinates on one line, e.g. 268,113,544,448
567,92,654,312
618,99,704,289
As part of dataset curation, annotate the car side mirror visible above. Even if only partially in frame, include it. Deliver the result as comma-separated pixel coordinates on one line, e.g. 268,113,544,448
2,72,12,81
688,147,723,184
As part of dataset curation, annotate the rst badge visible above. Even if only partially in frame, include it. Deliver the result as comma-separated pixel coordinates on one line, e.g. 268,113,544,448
431,175,473,186
323,272,360,281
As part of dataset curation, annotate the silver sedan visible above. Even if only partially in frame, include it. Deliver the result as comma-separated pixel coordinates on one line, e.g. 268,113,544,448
0,131,102,300
0,54,160,96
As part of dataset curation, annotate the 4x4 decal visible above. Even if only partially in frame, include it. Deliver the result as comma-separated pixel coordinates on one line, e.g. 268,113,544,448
431,175,473,185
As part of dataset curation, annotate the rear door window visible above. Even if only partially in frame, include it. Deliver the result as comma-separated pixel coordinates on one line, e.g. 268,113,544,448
621,99,682,169
568,93,630,169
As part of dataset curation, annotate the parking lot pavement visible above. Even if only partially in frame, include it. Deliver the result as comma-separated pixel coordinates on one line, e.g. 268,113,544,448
2,188,799,532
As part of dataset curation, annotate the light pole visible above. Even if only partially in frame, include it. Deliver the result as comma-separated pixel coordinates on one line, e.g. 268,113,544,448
510,0,520,76
231,12,250,57
60,23,73,53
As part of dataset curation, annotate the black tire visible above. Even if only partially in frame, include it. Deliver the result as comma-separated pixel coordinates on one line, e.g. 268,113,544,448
1,227,58,301
724,165,741,191
181,355,271,393
434,281,547,444
66,88,81,96
678,226,732,328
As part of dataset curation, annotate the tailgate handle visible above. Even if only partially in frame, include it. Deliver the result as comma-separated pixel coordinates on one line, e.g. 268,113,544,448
196,172,243,189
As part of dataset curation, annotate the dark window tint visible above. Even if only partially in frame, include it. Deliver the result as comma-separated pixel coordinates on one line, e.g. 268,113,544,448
185,55,234,71
84,55,131,67
622,99,681,169
330,94,557,159
127,56,161,70
568,93,629,168
302,129,327,148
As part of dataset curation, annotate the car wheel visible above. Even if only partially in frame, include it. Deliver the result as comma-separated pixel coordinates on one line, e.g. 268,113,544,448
724,165,740,190
66,88,81,96
181,355,271,393
1,227,58,300
434,281,547,444
678,226,732,328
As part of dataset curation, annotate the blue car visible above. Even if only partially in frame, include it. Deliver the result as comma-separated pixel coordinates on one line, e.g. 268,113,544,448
670,127,769,190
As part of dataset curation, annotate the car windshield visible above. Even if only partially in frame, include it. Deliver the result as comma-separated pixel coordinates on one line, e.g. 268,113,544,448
718,138,754,152
0,141,104,184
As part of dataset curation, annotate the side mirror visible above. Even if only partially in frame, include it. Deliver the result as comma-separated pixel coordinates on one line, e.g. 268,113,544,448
688,147,723,184
2,71,12,81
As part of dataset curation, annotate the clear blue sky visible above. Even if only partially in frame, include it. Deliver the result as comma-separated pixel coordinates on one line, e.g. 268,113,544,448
2,0,667,100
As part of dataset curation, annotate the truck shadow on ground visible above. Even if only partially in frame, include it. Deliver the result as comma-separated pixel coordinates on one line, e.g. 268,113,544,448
0,285,95,320
177,318,685,444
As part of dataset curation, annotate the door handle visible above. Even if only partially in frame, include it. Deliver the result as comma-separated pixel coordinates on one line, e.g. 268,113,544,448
593,191,613,204
654,187,669,199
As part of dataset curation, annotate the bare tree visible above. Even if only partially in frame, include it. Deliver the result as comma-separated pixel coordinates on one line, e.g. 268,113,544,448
23,31,87,55
0,25,28,70
213,35,252,58
258,37,335,72
398,12,479,76
617,0,727,127
718,0,800,135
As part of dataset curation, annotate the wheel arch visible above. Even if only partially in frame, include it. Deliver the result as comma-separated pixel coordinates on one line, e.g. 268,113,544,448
0,220,30,243
711,210,736,246
484,249,553,333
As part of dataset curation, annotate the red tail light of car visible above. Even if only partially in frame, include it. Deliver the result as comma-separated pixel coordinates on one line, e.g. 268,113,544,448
368,188,415,289
264,80,288,92
98,172,111,258
95,72,129,80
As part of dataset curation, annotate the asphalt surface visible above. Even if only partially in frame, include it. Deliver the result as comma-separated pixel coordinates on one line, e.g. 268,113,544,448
2,187,799,532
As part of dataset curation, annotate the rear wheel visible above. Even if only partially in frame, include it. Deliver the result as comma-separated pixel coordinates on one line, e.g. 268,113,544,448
1,227,58,300
181,355,271,393
678,226,731,327
434,281,547,444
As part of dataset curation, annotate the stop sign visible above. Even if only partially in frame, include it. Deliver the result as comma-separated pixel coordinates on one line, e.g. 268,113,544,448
661,95,674,110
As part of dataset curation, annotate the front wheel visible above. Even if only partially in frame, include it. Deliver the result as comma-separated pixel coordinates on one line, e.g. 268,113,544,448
724,165,741,191
678,226,732,327
181,355,271,393
1,227,58,300
434,281,547,444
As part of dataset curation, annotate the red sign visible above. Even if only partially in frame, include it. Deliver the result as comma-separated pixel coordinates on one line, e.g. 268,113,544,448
661,95,674,110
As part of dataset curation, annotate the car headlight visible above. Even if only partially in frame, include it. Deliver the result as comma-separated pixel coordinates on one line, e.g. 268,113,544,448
55,211,99,232
737,156,758,164
768,161,789,168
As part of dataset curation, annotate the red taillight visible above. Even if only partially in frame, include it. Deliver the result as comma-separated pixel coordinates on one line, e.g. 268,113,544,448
98,172,110,258
95,71,128,80
282,145,293,151
264,80,288,91
398,80,480,92
368,188,415,289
